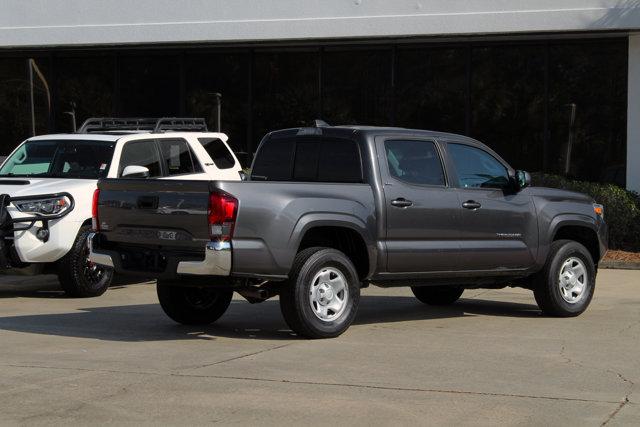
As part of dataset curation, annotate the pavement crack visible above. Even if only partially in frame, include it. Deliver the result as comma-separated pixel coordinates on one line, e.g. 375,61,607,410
601,369,635,426
176,343,294,371
0,362,621,405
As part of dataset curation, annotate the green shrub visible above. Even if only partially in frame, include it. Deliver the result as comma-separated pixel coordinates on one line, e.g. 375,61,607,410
531,173,640,251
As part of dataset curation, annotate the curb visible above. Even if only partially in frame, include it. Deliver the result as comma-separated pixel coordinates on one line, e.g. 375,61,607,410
600,261,640,270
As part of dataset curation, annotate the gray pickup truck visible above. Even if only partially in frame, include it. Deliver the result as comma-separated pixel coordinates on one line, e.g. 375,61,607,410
89,124,607,338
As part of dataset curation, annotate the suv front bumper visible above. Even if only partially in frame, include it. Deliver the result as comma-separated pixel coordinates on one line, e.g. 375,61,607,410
88,233,231,278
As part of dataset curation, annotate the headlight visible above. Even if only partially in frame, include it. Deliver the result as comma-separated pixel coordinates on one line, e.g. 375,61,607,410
14,196,71,216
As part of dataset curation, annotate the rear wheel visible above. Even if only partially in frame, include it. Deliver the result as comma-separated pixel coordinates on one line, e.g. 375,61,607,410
157,282,233,325
411,286,463,305
58,225,113,297
280,247,360,339
533,240,595,317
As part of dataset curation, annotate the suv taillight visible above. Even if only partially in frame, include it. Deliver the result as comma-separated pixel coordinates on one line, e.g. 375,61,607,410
91,189,100,231
208,192,238,241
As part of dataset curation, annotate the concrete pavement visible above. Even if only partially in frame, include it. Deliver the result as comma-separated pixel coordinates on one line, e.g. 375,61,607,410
0,270,638,426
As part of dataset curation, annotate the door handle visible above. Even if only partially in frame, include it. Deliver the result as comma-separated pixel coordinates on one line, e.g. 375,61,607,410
391,198,413,208
462,200,481,210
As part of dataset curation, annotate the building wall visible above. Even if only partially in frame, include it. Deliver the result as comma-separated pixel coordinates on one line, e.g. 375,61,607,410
1,0,639,48
628,34,640,192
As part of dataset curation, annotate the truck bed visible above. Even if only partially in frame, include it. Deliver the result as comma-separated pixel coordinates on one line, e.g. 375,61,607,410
95,178,376,279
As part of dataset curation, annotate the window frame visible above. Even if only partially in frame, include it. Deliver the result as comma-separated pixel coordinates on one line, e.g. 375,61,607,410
156,137,202,177
379,137,450,189
443,140,514,191
118,137,202,178
117,138,164,178
197,137,236,170
251,135,364,184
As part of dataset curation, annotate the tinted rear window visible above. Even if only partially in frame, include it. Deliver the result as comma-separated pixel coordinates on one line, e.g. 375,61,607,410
199,138,236,169
251,139,295,181
251,136,362,183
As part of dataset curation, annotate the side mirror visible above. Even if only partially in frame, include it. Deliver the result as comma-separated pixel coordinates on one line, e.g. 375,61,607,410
122,165,150,178
515,170,531,190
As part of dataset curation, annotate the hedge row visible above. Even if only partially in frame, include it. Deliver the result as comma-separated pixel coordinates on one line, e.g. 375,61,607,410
531,173,640,252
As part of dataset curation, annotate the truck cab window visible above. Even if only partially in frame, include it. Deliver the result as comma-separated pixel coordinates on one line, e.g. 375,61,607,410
119,139,162,177
317,139,362,183
251,139,295,181
448,143,509,189
384,140,445,186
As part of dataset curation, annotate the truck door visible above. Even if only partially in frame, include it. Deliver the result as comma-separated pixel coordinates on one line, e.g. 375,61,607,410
378,138,461,273
445,142,537,271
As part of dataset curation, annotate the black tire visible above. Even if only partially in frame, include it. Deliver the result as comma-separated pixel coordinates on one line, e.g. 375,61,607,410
533,240,596,317
157,282,233,325
411,286,464,305
280,247,360,339
58,225,114,297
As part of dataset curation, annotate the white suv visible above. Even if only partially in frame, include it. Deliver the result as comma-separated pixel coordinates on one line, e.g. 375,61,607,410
0,118,243,297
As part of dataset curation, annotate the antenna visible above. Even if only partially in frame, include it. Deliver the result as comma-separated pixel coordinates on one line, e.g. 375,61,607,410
314,119,330,128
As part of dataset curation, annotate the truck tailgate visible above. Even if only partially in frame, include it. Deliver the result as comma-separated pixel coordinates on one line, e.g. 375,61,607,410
97,178,211,248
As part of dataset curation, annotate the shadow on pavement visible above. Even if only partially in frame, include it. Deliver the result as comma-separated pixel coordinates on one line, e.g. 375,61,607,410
0,294,541,342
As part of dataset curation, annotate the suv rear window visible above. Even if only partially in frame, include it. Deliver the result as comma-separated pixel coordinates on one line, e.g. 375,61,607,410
199,138,236,169
158,138,202,176
251,136,362,183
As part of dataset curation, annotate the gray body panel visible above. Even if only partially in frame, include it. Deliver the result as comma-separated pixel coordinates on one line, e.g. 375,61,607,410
94,126,607,284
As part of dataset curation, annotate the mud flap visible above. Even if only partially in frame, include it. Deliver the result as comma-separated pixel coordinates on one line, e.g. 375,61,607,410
0,194,10,268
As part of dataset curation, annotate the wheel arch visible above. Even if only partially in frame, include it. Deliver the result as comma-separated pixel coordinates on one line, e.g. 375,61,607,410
292,215,376,280
548,216,601,264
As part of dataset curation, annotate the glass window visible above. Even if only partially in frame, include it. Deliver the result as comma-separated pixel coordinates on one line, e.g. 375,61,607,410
293,140,320,181
470,46,546,173
185,52,250,165
251,138,294,181
0,139,115,179
0,57,52,156
158,138,199,176
322,49,392,125
199,138,236,169
548,41,627,186
395,48,467,134
118,55,180,116
448,143,509,189
251,137,361,182
119,140,162,177
253,51,319,151
54,55,115,133
384,140,445,186
317,139,362,183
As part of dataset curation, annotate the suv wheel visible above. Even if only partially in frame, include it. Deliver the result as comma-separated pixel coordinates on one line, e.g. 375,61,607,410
157,282,233,325
58,225,113,297
280,247,360,339
411,286,463,305
533,240,596,317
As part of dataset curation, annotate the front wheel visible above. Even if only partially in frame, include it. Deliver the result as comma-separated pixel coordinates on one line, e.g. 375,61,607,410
533,240,596,317
157,282,233,325
280,247,360,339
411,286,463,305
58,225,113,297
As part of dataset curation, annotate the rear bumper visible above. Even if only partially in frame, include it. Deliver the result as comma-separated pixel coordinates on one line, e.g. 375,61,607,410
88,233,231,278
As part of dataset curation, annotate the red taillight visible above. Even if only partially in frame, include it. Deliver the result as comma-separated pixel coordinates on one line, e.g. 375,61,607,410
91,189,100,231
208,192,238,241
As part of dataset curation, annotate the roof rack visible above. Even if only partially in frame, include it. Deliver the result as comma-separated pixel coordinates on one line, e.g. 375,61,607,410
77,117,208,134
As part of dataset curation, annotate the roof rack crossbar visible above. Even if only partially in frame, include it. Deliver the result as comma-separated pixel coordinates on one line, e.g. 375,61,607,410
77,117,208,133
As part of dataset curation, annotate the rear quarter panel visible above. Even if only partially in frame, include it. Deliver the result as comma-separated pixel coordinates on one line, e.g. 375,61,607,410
214,181,377,278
